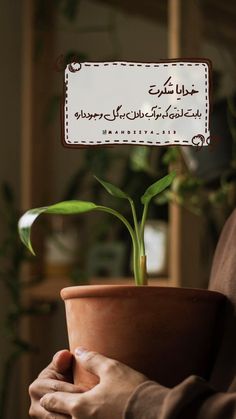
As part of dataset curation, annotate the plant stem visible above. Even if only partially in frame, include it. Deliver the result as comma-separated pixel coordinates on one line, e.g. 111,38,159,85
128,199,149,285
139,203,149,285
128,198,141,245
140,203,149,256
97,206,141,285
140,255,147,285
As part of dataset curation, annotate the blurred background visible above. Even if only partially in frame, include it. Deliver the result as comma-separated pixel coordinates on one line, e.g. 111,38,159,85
0,0,236,417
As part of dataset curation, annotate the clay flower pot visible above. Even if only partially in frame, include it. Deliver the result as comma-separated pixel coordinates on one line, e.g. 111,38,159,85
61,285,225,388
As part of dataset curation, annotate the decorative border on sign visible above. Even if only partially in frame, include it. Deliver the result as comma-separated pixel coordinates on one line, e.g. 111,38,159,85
62,58,211,148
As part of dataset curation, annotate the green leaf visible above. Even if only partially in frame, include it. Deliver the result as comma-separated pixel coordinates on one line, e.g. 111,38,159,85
141,171,176,205
95,176,130,200
18,201,97,255
46,201,97,214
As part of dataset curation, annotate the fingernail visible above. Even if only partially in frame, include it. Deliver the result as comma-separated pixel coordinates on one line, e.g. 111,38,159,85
75,347,88,358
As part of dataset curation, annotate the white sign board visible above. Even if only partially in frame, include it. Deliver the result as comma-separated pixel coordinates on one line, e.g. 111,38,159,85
63,60,211,147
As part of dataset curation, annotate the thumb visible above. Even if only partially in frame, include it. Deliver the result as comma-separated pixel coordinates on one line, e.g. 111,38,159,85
51,349,73,374
75,347,114,378
38,349,73,379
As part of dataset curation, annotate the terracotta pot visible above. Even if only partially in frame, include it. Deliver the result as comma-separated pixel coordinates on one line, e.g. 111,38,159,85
61,285,226,388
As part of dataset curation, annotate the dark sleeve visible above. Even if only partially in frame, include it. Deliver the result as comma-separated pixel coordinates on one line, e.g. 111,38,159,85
124,376,236,419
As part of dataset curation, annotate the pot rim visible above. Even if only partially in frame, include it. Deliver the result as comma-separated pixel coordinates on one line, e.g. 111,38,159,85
61,284,225,301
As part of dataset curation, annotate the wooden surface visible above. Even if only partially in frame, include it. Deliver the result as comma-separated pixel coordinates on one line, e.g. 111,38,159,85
168,0,204,288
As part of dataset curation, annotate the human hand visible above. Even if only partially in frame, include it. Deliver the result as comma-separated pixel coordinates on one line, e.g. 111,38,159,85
29,349,88,418
40,348,148,419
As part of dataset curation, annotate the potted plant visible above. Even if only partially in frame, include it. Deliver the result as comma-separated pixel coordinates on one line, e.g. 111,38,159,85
18,172,225,389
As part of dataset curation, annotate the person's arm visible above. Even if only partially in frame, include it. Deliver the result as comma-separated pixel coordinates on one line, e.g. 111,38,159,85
125,375,236,419
39,348,236,419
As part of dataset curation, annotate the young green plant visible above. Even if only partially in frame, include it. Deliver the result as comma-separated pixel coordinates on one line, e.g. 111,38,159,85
18,172,176,285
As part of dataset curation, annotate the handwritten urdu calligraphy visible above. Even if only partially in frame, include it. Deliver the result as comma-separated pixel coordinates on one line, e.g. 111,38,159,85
74,105,202,122
148,76,199,98
63,60,211,147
